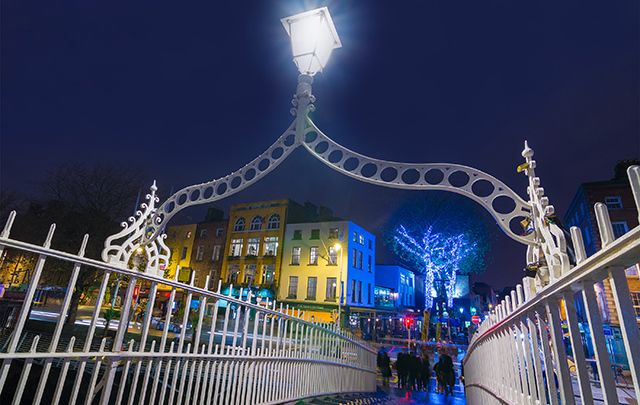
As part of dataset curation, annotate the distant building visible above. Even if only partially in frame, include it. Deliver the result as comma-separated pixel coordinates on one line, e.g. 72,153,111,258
220,199,339,290
564,160,640,326
189,208,228,289
278,220,375,330
165,223,198,283
375,265,415,309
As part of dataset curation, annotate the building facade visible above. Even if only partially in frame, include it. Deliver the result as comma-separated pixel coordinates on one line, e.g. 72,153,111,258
278,221,376,326
375,265,416,309
189,212,228,289
165,223,198,283
220,200,290,289
564,161,640,366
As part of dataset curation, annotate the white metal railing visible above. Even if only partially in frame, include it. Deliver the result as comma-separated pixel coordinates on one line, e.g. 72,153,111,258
0,214,376,404
464,165,640,405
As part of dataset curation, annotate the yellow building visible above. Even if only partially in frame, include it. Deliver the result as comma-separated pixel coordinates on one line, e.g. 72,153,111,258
220,200,291,289
165,223,198,283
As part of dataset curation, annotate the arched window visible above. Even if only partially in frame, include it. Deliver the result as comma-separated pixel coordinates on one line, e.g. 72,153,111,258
267,214,280,230
233,217,245,232
250,216,263,231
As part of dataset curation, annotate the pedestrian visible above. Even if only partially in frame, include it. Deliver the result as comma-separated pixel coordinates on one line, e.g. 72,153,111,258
408,352,420,390
396,349,408,388
377,348,392,387
420,354,431,391
435,349,455,397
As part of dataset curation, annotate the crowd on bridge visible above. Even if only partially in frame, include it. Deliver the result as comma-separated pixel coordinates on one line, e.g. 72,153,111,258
377,347,459,398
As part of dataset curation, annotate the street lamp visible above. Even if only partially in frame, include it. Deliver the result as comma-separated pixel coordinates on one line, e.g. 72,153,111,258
333,242,343,329
281,7,342,76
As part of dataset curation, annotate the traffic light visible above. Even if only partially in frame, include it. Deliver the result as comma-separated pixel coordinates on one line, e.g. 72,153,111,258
404,317,414,329
133,285,140,300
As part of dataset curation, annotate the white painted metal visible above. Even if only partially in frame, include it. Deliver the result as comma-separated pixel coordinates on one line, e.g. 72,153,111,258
0,213,376,404
464,165,640,404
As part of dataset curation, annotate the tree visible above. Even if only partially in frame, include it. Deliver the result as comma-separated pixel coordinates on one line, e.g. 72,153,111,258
384,193,494,310
9,164,143,324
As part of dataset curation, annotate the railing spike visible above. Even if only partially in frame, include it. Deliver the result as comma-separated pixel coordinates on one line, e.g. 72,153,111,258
0,210,16,238
570,226,587,263
594,202,615,247
628,165,640,223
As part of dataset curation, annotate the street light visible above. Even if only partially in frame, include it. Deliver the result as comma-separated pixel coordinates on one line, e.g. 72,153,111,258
281,7,342,76
333,242,343,329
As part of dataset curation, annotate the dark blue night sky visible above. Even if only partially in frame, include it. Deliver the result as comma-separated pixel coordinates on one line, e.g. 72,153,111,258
2,1,638,289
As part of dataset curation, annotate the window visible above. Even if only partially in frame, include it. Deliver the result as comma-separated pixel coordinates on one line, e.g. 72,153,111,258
352,232,357,242
326,277,337,301
195,245,204,261
351,279,357,303
359,235,364,245
199,229,208,238
358,251,363,269
267,214,280,230
328,246,338,265
250,216,263,231
307,277,317,300
246,238,260,256
358,281,362,303
186,231,192,239
612,221,629,238
228,264,240,284
329,228,339,239
631,292,640,319
233,218,246,232
263,236,279,256
216,228,224,237
310,229,320,239
244,264,256,285
181,247,188,260
367,256,372,272
288,276,298,298
212,245,221,261
367,283,371,305
309,247,319,265
604,196,623,210
292,230,302,240
230,239,243,257
261,264,275,284
352,249,357,267
291,247,301,265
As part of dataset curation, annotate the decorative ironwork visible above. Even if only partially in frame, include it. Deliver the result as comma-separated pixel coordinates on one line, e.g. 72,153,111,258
102,181,170,277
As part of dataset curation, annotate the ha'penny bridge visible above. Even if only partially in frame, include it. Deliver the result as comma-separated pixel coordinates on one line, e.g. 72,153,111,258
1,7,639,405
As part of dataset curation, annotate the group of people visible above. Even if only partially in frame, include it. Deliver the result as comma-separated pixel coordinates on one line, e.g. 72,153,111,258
376,347,457,397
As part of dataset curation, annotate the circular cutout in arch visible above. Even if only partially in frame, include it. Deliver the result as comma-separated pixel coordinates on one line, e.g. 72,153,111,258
258,159,271,171
314,141,329,154
448,171,470,187
401,169,420,184
328,150,343,164
304,131,318,143
216,183,228,195
360,163,378,178
190,189,200,202
471,179,495,198
509,216,529,236
177,193,188,205
203,187,214,199
284,134,296,147
244,168,256,181
380,167,398,182
271,147,284,160
165,201,176,214
343,157,359,172
424,169,444,185
492,195,517,215
230,176,242,189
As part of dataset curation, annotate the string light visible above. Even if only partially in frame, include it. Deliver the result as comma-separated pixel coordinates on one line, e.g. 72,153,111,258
392,225,476,309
